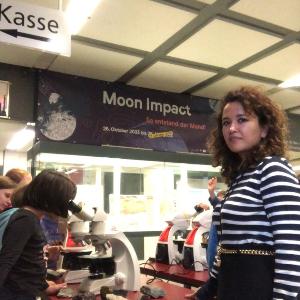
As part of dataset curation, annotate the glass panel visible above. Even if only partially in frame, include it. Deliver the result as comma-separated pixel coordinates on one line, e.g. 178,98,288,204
34,153,221,231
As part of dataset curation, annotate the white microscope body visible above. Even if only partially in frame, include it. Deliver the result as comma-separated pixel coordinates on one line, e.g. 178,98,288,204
182,209,212,271
155,213,192,265
62,211,96,284
65,207,140,294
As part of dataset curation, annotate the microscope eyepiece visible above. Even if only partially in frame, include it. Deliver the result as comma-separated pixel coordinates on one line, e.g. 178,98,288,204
68,200,82,214
68,200,94,221
194,205,204,214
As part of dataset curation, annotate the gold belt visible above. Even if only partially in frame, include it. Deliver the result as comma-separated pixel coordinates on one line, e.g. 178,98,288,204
218,246,274,256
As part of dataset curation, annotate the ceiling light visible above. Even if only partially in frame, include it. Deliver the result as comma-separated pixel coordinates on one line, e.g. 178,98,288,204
279,74,300,88
6,127,35,151
65,0,101,35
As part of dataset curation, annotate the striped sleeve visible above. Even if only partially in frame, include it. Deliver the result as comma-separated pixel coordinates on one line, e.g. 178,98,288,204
261,157,300,299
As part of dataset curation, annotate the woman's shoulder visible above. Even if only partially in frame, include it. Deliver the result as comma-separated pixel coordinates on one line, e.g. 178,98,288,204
9,208,39,224
258,156,289,168
257,156,296,176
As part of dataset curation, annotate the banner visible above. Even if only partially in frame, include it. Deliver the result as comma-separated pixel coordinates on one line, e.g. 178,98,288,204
37,71,218,153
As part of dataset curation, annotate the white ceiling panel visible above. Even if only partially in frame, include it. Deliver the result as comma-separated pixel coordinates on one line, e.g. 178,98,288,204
192,75,275,100
168,19,281,68
78,0,197,52
230,0,300,31
49,42,142,82
0,44,42,67
269,89,300,110
129,62,216,93
241,44,300,81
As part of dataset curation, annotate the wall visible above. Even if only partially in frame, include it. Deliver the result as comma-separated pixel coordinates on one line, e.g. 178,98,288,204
0,63,36,122
2,150,28,175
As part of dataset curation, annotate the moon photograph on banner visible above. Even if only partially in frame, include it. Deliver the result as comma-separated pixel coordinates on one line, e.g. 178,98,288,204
38,92,77,141
36,70,217,154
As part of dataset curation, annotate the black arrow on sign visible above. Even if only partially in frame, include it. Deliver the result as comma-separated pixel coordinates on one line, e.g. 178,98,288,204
0,29,50,42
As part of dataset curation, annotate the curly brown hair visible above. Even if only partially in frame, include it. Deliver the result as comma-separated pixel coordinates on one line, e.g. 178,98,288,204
207,86,288,184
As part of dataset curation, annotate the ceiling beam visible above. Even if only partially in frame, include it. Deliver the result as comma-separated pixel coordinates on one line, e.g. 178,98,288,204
184,31,300,94
117,0,239,83
72,35,147,58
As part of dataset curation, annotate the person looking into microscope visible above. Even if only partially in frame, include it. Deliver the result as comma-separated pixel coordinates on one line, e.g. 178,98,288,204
7,168,64,269
0,169,77,299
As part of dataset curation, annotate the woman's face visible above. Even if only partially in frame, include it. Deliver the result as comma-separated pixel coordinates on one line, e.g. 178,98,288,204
222,101,268,158
0,188,13,212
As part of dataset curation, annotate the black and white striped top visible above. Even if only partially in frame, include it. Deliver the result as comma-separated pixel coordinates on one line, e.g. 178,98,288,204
211,156,300,300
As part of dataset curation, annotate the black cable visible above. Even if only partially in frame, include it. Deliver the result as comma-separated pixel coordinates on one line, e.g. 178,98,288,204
169,258,179,265
170,262,192,275
139,260,158,284
192,260,205,270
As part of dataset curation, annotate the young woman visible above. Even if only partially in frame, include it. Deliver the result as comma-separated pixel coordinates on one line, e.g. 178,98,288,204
0,169,77,300
8,169,65,270
0,176,16,212
186,86,300,300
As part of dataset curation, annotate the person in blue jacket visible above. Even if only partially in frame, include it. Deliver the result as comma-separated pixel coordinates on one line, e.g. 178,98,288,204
193,177,224,273
206,177,224,272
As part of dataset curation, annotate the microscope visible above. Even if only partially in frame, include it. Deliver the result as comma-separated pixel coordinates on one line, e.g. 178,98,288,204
63,201,141,294
155,212,193,264
62,212,95,284
182,209,212,271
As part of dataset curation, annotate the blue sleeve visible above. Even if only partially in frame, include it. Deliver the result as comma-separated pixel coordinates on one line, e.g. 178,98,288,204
0,208,19,251
208,196,219,208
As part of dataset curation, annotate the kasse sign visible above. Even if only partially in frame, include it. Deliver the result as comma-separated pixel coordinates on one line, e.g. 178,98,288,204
0,0,70,56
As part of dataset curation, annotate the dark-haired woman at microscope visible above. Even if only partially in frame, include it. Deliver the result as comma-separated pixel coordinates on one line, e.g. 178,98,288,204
0,170,76,300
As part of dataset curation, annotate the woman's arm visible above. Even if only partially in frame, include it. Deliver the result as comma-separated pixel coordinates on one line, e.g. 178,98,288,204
185,277,218,300
261,157,300,299
0,214,35,286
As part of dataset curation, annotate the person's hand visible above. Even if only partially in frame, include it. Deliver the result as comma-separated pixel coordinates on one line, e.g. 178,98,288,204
196,203,210,211
184,289,198,299
208,177,217,198
45,245,63,261
45,280,67,295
